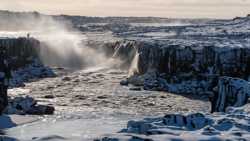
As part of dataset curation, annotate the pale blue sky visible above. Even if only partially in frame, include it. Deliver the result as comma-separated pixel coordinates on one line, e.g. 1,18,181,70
1,0,250,18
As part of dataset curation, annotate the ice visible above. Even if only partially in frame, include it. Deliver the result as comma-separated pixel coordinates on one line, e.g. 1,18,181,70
6,113,136,141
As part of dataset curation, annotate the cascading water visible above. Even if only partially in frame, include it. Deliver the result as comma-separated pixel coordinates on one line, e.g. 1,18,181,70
128,51,140,77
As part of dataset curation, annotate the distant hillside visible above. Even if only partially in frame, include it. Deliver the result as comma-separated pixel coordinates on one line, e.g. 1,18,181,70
0,10,213,30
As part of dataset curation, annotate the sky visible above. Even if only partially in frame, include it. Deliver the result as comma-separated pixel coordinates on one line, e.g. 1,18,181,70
1,0,250,18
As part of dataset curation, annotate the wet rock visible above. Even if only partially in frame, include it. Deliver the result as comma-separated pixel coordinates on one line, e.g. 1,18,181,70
74,95,88,100
129,87,142,91
0,86,8,115
97,95,108,99
27,105,55,115
62,76,71,81
120,79,128,86
44,94,55,99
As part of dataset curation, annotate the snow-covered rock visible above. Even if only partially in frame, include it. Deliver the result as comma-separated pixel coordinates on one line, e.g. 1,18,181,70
125,113,212,134
98,104,250,141
4,96,55,115
0,37,55,87
9,60,55,87
111,36,250,99
211,77,250,112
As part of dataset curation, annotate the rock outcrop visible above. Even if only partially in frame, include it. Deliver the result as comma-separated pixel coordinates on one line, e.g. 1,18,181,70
0,37,55,114
0,37,40,70
107,39,250,113
211,77,250,112
5,96,55,115
0,81,8,115
109,39,250,78
125,113,212,134
97,104,250,141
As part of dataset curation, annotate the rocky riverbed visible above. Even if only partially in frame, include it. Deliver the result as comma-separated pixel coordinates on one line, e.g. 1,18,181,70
2,67,209,141
8,67,210,115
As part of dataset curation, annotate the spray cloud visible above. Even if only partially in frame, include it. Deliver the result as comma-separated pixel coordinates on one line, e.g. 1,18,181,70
0,11,118,70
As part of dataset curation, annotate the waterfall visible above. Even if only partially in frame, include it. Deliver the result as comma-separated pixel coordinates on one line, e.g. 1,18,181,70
128,51,140,77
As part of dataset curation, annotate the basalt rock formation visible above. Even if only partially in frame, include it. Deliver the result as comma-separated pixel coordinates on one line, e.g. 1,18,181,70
98,104,250,141
108,39,250,112
0,37,54,114
0,37,40,70
211,77,250,113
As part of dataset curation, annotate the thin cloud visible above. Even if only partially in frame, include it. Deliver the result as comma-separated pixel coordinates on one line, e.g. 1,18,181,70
1,0,250,18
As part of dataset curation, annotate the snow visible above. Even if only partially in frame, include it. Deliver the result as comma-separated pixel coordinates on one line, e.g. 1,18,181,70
9,60,55,87
97,104,250,141
130,23,192,27
5,112,136,141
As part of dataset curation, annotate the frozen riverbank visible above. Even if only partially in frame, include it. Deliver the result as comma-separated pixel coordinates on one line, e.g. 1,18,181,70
2,67,209,141
98,104,250,141
5,111,136,141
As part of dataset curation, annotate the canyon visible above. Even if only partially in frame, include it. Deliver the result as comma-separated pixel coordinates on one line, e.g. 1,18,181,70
0,11,250,141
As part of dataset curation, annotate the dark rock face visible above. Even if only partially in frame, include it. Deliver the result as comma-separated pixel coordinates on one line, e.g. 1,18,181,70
126,40,250,78
108,39,250,112
0,37,55,114
0,83,8,115
0,38,40,70
0,38,40,114
211,77,250,112
107,39,250,79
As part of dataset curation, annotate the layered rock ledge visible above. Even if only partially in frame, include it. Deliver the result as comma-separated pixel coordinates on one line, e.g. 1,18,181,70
106,38,250,112
0,37,55,115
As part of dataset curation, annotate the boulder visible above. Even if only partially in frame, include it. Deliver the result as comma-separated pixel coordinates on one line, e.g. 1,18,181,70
26,105,55,115
120,79,128,86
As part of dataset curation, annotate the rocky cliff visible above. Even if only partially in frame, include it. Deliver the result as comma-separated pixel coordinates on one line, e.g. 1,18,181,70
108,37,250,112
0,37,40,70
0,37,55,114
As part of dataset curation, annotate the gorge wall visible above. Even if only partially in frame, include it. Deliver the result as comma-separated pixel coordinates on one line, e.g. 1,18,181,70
0,37,40,70
106,39,250,112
